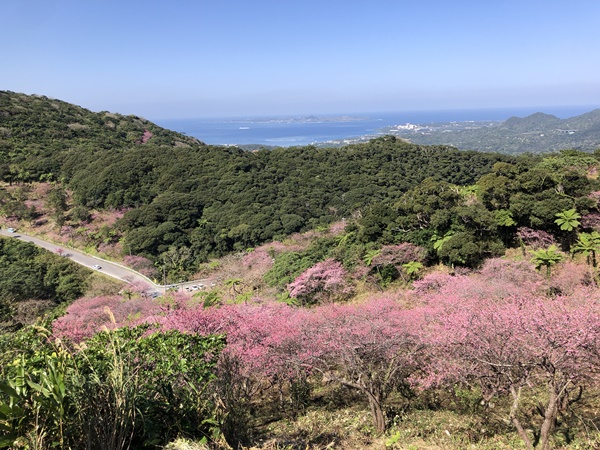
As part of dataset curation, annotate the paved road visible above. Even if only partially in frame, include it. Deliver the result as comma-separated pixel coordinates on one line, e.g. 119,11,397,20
0,227,163,291
0,228,212,296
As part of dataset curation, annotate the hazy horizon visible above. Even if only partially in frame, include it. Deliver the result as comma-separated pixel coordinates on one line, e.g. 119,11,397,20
153,105,600,148
3,1,600,120
151,104,599,122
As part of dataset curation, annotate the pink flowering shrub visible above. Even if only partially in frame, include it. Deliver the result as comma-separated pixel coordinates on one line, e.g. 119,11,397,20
411,258,600,447
153,296,424,433
48,249,600,442
154,300,310,441
121,280,155,297
53,296,122,342
409,272,458,297
53,295,163,342
287,259,353,305
410,258,545,303
140,129,153,144
59,225,74,239
240,249,274,278
588,190,600,203
297,298,425,432
475,258,546,297
422,293,600,449
547,260,596,296
349,263,370,280
516,227,555,249
581,212,600,231
328,220,347,235
241,249,272,268
89,209,126,226
123,255,159,278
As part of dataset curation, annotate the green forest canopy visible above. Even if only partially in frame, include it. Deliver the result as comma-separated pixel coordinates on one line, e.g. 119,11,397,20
2,91,600,272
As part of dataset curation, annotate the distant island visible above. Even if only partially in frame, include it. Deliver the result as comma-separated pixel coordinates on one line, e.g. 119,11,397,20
232,115,367,124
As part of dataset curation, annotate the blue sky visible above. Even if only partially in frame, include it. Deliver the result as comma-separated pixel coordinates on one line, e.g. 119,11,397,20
3,0,600,119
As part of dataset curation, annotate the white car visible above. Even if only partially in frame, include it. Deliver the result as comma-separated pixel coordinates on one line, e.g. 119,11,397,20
92,265,102,270
7,228,15,233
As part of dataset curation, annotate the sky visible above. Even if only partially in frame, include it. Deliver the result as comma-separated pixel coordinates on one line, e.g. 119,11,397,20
3,0,600,120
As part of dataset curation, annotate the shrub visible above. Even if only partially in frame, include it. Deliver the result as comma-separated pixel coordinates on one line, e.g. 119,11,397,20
287,259,353,305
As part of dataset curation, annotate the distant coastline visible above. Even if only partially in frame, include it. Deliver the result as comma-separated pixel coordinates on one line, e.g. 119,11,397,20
155,106,596,148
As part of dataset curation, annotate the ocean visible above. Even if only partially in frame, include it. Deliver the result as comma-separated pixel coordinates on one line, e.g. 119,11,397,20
154,106,594,147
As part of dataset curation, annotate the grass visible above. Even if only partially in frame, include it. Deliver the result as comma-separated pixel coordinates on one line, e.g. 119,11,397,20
178,381,600,450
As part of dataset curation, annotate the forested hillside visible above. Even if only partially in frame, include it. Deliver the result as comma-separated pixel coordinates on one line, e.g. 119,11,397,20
5,92,600,449
1,91,513,264
0,91,201,172
0,237,91,331
3,91,600,282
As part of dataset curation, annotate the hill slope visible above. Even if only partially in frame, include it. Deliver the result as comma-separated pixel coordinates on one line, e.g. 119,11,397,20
0,91,515,262
403,109,600,154
0,90,203,181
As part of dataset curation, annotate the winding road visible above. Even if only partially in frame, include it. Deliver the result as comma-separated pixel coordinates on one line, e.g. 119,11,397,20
0,228,209,296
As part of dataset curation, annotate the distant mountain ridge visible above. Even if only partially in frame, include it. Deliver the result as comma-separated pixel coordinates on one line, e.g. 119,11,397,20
404,108,600,154
502,112,562,131
3,90,598,155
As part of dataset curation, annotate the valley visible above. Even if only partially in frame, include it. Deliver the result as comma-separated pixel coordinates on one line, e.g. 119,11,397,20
2,91,600,449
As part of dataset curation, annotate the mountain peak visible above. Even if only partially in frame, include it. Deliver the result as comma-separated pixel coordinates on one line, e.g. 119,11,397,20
503,112,561,130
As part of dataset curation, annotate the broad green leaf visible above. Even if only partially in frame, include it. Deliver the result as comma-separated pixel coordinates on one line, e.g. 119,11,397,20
0,382,19,399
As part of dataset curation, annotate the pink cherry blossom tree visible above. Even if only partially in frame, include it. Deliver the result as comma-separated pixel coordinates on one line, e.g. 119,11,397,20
410,258,545,304
53,294,163,342
517,227,555,250
153,301,309,447
123,255,159,279
422,293,600,450
287,259,353,305
154,296,425,434
296,298,425,433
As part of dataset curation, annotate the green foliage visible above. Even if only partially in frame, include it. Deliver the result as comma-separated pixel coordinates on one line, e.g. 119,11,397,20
7,91,600,449
263,252,318,288
5,91,600,277
531,245,564,277
402,261,423,280
0,361,27,447
494,209,516,227
385,430,403,447
537,150,598,177
555,208,581,231
404,112,600,154
431,231,454,253
572,231,600,267
1,92,514,263
275,291,300,307
357,204,395,243
0,238,90,330
69,204,91,223
196,291,222,309
363,249,381,266
437,231,504,268
0,325,225,449
0,327,73,449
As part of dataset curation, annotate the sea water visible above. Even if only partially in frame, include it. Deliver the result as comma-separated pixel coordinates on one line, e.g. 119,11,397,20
154,106,594,147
